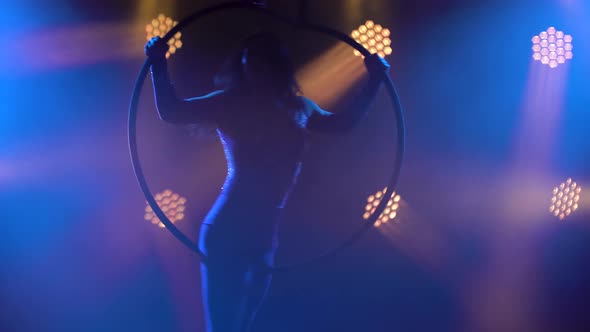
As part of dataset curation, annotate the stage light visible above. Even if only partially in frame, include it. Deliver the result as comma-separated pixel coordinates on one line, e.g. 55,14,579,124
531,27,573,68
145,14,183,59
363,188,401,227
144,189,187,228
549,178,581,220
351,20,392,58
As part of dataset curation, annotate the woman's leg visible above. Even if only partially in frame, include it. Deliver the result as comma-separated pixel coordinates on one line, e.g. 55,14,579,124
201,254,273,332
199,222,276,331
240,263,273,332
201,259,246,332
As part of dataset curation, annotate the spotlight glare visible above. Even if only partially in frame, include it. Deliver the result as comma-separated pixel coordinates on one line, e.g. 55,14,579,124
146,14,183,59
549,179,581,221
144,189,187,228
351,20,393,59
540,31,548,39
532,27,572,68
363,188,402,227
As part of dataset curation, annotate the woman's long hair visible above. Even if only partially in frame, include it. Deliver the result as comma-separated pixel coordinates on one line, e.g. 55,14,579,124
214,31,301,99
189,32,303,137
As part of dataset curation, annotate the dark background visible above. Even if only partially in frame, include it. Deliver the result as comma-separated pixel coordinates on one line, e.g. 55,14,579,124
2,0,589,331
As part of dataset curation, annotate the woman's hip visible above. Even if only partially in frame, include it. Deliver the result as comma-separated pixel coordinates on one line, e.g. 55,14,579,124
198,222,278,263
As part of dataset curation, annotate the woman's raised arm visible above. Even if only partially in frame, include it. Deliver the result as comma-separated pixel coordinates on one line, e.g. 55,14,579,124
146,37,225,124
305,54,390,133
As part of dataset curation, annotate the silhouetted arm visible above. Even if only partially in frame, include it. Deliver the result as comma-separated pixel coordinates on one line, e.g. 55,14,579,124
146,37,224,124
150,57,224,124
305,54,390,133
304,77,382,133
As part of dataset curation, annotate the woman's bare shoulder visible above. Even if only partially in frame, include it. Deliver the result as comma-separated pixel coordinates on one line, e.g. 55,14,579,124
185,89,226,102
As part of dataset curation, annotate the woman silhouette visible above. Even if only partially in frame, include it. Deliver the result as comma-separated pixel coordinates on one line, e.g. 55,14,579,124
145,32,389,332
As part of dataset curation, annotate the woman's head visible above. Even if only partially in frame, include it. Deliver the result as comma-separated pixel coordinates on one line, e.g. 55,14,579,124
215,31,300,98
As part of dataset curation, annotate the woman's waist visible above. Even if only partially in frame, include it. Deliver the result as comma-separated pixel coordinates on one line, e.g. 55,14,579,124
226,161,302,180
221,175,297,199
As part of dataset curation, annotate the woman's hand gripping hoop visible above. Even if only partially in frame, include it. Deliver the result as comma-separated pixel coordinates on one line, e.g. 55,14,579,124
128,1,406,271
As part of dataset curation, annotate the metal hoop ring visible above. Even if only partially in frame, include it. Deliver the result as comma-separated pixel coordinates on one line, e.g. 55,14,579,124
128,1,405,271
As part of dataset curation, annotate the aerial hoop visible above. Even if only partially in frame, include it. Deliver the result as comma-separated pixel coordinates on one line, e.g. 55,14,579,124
128,1,406,271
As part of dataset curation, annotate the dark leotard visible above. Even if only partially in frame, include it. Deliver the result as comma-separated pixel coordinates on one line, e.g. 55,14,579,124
199,90,309,257
148,51,383,331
